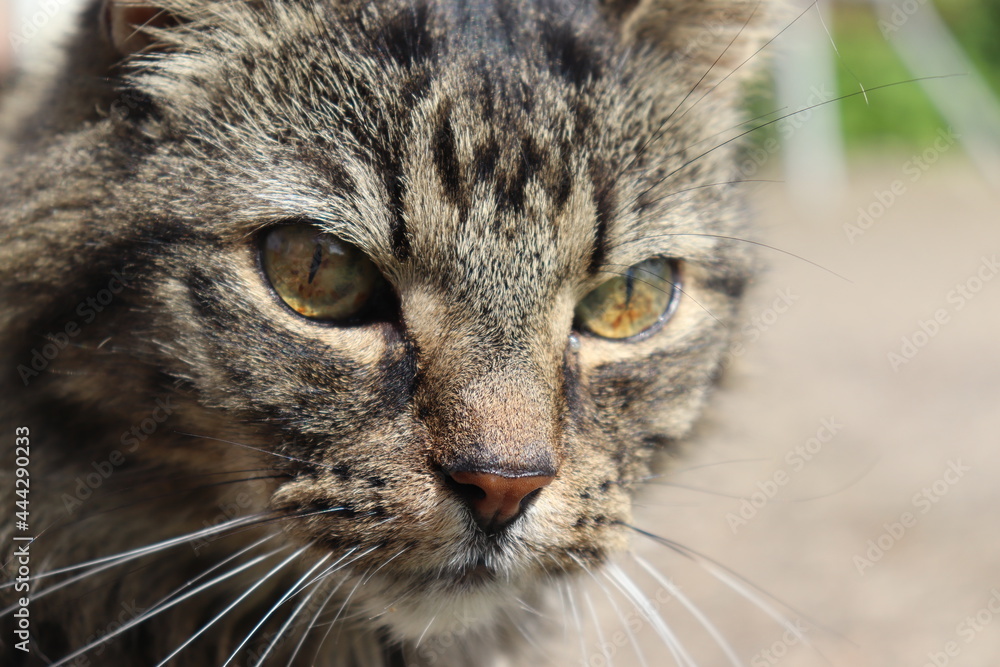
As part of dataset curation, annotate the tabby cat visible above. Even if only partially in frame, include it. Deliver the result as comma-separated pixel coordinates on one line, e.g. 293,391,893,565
0,0,773,664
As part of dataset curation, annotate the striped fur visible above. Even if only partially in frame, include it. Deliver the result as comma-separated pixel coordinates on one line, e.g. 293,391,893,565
1,1,767,664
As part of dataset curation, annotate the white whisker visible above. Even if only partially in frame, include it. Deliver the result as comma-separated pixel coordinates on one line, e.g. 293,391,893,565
564,579,588,665
160,533,282,605
49,546,287,667
554,568,571,645
632,552,741,666
5,529,280,618
360,547,408,585
0,512,271,602
569,553,647,667
221,547,330,667
583,589,609,667
311,565,374,664
155,544,309,666
414,613,438,649
629,526,828,662
605,562,696,667
699,559,812,650
303,545,368,587
286,575,346,667
252,575,326,666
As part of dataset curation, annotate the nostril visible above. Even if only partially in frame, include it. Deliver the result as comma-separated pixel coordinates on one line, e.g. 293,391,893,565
521,486,544,505
443,469,555,532
445,473,487,506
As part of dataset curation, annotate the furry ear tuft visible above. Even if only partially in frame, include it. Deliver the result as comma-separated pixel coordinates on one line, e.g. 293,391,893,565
602,0,776,76
102,0,177,56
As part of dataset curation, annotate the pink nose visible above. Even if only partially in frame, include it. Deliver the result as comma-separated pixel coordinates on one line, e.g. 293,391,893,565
447,470,555,532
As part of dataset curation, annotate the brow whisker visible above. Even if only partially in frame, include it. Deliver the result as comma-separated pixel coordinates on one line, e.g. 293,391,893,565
665,75,961,184
174,430,336,472
637,232,853,283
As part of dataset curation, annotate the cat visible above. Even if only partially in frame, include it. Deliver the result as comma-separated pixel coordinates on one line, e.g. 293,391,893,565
0,0,773,664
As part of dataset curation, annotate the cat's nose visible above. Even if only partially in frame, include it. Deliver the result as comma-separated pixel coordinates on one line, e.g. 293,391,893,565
445,469,555,532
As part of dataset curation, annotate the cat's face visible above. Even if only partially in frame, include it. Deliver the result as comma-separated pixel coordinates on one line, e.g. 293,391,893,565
100,0,756,638
4,0,761,656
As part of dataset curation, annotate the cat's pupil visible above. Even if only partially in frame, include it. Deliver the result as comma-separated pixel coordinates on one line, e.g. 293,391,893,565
307,243,323,285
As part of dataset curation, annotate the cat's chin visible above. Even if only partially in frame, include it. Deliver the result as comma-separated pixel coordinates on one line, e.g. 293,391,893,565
360,568,542,642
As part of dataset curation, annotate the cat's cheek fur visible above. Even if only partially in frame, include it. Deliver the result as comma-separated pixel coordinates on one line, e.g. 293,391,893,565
578,289,733,440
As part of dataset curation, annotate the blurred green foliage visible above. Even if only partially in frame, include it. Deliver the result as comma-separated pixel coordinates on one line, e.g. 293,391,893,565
744,0,1000,154
936,0,1000,92
834,0,1000,151
833,3,946,151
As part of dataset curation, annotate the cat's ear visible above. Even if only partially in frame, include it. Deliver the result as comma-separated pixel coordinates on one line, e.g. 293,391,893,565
101,0,178,57
599,0,775,74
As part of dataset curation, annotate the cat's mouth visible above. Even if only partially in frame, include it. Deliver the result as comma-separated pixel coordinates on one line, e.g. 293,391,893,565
394,544,523,595
451,559,496,587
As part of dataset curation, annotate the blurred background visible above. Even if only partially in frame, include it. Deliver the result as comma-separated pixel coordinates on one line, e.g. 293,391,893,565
2,0,998,665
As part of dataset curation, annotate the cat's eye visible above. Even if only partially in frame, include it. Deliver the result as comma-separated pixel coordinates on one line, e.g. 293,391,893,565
260,223,389,322
574,258,679,339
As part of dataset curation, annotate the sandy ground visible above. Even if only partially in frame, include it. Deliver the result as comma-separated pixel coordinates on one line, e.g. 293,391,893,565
557,159,1000,667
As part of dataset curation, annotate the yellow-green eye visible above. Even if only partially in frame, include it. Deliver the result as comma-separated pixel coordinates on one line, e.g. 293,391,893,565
261,223,387,321
574,258,679,339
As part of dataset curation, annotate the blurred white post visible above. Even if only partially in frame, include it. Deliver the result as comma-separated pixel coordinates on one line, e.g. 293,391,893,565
7,0,84,67
0,1,11,77
774,0,849,218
